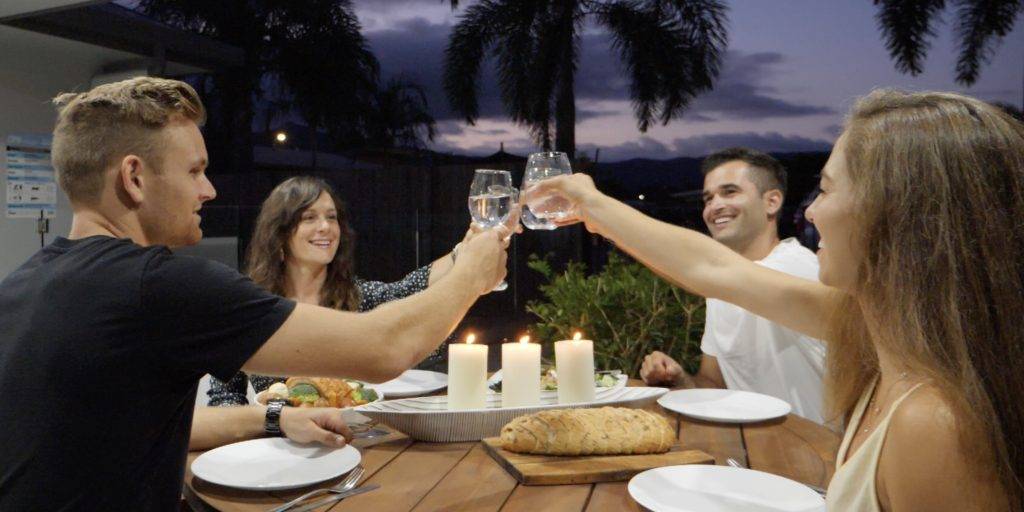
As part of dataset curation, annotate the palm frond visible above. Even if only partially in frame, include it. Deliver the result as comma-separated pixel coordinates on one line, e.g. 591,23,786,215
872,0,947,76
443,0,505,124
511,2,567,147
493,1,548,130
598,0,728,131
376,78,437,148
953,0,1021,85
270,0,380,134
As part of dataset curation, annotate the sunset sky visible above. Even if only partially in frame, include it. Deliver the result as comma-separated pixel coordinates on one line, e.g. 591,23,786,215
351,0,1024,161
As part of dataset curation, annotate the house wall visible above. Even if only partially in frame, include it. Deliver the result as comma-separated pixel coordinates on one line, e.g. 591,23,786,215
0,25,233,278
0,25,100,278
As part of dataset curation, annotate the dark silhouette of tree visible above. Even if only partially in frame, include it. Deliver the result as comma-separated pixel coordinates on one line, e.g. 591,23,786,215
267,0,378,168
137,0,436,169
364,78,438,150
873,0,1021,85
443,0,728,159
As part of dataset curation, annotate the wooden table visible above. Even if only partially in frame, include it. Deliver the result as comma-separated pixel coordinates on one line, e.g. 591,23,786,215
184,387,840,511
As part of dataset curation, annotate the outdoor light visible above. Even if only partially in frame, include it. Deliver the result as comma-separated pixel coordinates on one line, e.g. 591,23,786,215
638,194,645,200
275,131,288,143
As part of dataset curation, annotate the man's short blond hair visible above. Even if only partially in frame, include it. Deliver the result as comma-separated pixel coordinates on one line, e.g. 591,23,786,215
51,77,206,204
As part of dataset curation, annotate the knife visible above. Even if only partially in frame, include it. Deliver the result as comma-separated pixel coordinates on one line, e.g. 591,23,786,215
288,484,380,512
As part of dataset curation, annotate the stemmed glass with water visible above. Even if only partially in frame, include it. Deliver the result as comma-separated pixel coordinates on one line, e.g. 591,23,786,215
522,151,573,227
466,154,573,290
467,169,516,291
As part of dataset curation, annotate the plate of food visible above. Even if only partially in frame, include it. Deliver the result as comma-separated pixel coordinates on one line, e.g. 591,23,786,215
254,377,383,408
487,368,627,396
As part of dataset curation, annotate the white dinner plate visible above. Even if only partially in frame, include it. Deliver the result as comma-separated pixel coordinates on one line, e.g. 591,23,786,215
657,388,791,423
191,438,361,491
628,465,825,512
374,369,448,398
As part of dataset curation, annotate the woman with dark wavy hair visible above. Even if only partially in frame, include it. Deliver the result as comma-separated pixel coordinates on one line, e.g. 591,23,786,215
208,176,466,405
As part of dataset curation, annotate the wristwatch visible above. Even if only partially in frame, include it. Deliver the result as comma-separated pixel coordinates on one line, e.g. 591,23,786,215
264,399,285,436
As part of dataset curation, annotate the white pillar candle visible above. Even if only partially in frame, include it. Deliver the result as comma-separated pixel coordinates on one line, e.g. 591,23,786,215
501,335,541,407
555,332,596,404
447,334,488,410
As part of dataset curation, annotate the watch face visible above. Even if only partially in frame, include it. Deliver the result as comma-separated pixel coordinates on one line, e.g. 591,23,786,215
267,398,287,405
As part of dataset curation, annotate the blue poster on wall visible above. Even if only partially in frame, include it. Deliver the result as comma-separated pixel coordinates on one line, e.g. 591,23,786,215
5,133,56,219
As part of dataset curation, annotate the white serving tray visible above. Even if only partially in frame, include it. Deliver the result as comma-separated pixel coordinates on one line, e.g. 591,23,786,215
353,386,668,442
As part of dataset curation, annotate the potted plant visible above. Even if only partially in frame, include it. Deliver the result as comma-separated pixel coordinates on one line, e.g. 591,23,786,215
526,251,705,378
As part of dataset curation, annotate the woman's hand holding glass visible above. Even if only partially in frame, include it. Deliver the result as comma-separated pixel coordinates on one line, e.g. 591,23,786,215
519,173,605,233
522,152,574,223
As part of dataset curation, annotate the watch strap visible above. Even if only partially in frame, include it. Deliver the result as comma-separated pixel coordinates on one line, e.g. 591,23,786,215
264,400,285,436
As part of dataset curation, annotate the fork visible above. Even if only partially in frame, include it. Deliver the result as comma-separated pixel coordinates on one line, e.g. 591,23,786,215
269,465,365,512
725,458,827,497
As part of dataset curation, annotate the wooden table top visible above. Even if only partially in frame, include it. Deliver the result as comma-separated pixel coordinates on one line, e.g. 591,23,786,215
184,386,840,512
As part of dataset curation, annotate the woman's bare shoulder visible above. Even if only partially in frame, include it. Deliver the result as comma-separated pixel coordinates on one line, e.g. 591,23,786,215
879,384,1006,511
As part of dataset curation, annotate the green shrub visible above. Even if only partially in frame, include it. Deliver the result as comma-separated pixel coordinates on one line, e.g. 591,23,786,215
526,251,705,378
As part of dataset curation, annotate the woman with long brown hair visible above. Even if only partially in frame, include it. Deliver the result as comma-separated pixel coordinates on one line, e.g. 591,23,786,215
208,176,468,405
529,90,1023,510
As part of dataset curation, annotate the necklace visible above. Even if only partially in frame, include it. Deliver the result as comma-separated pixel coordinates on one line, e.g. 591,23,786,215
861,371,910,435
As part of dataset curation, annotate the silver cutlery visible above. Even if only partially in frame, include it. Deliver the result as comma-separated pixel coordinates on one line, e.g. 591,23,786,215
726,458,827,497
288,483,379,512
269,466,365,512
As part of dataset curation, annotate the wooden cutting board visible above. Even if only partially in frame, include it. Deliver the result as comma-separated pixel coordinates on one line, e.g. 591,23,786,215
481,437,714,485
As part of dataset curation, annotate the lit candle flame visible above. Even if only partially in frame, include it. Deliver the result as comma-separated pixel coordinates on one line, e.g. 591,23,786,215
573,331,583,342
519,335,530,344
466,333,476,345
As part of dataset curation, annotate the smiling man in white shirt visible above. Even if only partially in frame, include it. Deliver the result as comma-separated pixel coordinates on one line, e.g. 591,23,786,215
640,147,826,424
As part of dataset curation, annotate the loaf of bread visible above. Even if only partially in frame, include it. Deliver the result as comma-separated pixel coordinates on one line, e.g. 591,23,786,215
500,407,675,455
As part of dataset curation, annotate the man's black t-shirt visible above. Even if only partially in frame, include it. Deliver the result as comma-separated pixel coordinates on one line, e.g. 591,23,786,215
0,236,296,511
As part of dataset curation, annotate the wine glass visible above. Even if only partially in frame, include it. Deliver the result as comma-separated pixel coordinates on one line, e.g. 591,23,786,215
468,169,513,291
523,152,573,223
521,202,556,230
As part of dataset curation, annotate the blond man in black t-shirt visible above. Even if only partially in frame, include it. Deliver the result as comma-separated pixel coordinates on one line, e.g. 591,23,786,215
0,77,508,511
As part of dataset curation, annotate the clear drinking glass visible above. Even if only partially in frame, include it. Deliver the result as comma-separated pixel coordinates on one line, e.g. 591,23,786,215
521,203,556,230
523,151,573,222
467,169,513,291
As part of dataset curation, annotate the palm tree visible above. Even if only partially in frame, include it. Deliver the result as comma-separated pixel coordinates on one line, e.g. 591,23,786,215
364,78,438,150
872,0,1021,86
443,0,728,159
268,0,379,168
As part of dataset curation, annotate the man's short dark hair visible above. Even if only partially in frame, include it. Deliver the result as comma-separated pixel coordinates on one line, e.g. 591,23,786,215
700,147,788,198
